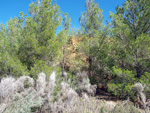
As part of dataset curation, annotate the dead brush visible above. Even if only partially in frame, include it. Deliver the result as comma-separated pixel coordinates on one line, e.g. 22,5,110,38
133,82,150,112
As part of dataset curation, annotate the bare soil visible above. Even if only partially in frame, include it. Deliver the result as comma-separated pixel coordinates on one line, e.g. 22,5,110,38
96,88,118,101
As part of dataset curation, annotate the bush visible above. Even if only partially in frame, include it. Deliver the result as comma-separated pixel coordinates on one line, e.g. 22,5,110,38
140,72,150,97
112,100,141,113
0,77,15,104
0,52,29,77
3,92,43,113
51,70,63,102
108,67,138,99
30,60,55,80
71,71,97,96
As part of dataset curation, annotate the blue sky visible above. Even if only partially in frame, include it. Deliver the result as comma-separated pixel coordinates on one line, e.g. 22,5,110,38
0,0,124,28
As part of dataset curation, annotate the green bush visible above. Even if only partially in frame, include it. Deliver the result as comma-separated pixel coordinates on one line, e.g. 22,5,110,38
140,72,150,98
108,67,138,99
30,60,55,80
0,52,29,77
112,101,140,113
108,67,150,100
3,92,43,113
51,69,63,102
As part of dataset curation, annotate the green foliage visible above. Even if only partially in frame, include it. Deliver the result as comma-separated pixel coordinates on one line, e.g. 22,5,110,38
107,0,150,99
108,67,138,98
79,0,109,77
30,60,54,80
66,72,77,88
69,58,86,73
24,79,30,88
3,92,43,113
0,19,29,77
140,72,150,98
51,69,62,102
0,0,68,78
0,0,150,103
19,0,63,69
1,54,27,76
140,72,150,88
0,42,29,77
110,0,150,78
52,84,61,102
112,101,140,113
79,0,104,35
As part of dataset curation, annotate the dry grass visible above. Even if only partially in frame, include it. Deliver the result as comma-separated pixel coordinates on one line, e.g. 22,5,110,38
36,72,47,97
49,96,143,113
0,77,15,104
0,73,147,113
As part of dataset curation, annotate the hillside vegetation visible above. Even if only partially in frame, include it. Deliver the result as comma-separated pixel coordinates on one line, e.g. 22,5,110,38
0,0,150,112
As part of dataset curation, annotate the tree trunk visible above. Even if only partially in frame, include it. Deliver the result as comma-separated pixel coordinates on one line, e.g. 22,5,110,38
135,49,141,78
89,56,92,76
62,47,65,77
136,62,141,78
89,33,92,77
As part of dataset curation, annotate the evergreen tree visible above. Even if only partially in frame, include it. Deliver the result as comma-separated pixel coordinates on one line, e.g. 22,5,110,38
79,0,104,76
61,13,71,77
108,0,150,98
17,0,63,77
0,13,28,77
0,0,65,78
110,0,150,78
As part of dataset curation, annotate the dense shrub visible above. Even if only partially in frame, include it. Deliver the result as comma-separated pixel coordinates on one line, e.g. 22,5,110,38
3,92,43,113
108,67,138,99
112,100,141,113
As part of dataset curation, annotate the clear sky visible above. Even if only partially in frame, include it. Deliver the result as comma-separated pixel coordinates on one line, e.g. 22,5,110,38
0,0,125,28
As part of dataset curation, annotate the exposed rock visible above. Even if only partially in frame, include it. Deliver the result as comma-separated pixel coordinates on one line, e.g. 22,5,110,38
64,88,78,104
61,82,78,96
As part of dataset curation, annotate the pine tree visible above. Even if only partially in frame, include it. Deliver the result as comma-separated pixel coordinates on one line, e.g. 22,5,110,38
110,0,150,78
108,0,150,98
61,13,71,77
79,0,104,76
17,0,63,73
0,13,28,77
